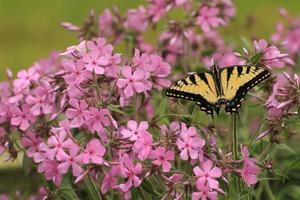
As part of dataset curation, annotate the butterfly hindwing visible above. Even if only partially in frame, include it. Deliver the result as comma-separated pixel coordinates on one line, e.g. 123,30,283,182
220,65,271,113
166,72,218,115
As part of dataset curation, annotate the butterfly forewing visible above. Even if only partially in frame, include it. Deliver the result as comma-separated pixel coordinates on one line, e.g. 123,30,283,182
166,72,218,115
220,66,271,113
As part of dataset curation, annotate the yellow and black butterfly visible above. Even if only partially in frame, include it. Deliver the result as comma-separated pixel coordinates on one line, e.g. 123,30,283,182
166,65,271,116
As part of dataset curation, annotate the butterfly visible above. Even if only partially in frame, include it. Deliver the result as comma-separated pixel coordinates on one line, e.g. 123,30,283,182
166,65,271,116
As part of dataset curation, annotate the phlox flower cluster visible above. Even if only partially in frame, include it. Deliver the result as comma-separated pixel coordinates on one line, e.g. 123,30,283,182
1,0,300,199
0,37,235,199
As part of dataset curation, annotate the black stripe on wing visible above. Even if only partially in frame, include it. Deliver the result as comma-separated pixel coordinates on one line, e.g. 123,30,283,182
225,68,271,113
166,89,214,116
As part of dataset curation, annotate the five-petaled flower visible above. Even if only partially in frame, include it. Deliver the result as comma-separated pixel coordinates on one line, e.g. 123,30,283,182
196,6,225,32
240,146,260,187
119,154,142,192
120,120,149,141
57,145,83,177
150,147,175,172
193,160,222,189
80,139,106,164
11,105,35,131
117,66,152,98
66,98,90,127
176,124,205,160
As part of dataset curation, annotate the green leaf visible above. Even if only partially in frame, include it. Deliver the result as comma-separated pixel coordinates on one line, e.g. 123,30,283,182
108,104,127,115
240,36,252,50
249,52,264,65
83,176,101,200
22,154,34,176
283,157,300,183
58,174,80,200
140,179,160,197
278,144,297,156
131,188,139,200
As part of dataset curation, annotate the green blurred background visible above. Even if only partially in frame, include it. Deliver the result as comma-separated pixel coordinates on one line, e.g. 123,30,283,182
0,0,300,80
0,0,300,197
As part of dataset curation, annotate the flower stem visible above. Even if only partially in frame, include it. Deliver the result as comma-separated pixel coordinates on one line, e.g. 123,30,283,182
85,175,103,200
137,187,146,200
232,113,238,160
93,73,102,104
232,113,241,195
248,118,267,148
264,181,276,200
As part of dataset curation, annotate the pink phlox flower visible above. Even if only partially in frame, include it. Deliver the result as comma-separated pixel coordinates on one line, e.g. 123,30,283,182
37,159,63,186
203,52,245,69
119,154,142,192
21,131,43,158
0,128,6,155
200,31,225,52
196,6,225,32
66,98,90,127
132,49,151,69
117,66,152,98
124,6,149,32
217,0,236,23
266,73,299,111
104,53,121,78
25,86,54,116
84,38,121,77
240,146,260,187
147,54,171,89
271,23,285,44
13,67,39,90
62,59,91,85
167,173,184,184
158,30,185,64
136,36,156,54
133,132,153,160
57,144,83,177
88,108,110,134
101,166,119,193
193,160,222,189
9,86,29,104
0,82,11,98
253,39,292,68
192,180,218,200
143,98,155,119
60,40,87,57
160,121,181,136
176,123,205,160
80,139,106,164
82,48,108,75
46,129,75,159
0,194,9,200
11,105,35,131
283,28,300,55
86,38,109,54
150,147,174,172
32,51,60,75
148,0,168,23
174,0,188,6
28,187,48,200
0,96,12,124
265,74,286,109
98,9,117,38
120,120,149,141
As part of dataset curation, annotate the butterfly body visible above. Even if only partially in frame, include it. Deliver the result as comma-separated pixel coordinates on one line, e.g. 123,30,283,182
166,65,271,116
